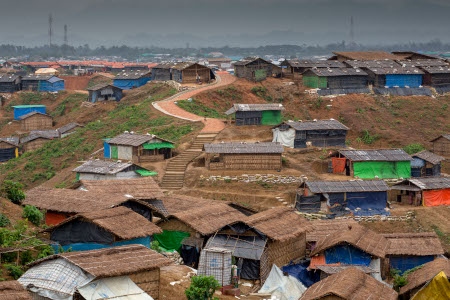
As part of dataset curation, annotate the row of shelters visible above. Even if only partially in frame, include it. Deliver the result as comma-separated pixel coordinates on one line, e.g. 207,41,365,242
0,74,65,92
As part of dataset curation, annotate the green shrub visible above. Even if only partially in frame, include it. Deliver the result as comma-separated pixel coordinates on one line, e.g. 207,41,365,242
0,214,10,227
185,275,220,300
22,205,43,226
36,245,55,259
360,130,380,145
20,250,34,265
5,264,24,279
150,241,163,253
0,180,25,204
403,143,425,155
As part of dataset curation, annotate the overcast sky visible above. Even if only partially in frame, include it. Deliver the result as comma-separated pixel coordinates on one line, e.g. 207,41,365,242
0,0,449,47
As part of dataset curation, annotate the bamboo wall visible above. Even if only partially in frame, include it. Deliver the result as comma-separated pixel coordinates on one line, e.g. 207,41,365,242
182,65,211,83
23,138,50,152
21,114,53,131
129,269,161,300
206,153,282,170
0,141,14,149
158,219,197,236
433,137,450,157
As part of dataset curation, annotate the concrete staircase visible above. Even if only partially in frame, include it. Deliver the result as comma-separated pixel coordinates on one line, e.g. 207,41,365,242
160,133,217,190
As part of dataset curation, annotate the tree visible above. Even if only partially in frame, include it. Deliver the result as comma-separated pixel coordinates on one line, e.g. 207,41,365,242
0,180,26,204
185,275,220,300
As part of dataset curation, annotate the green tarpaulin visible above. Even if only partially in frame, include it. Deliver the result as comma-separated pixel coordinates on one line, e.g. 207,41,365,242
153,230,190,252
353,161,411,179
303,76,327,88
143,142,174,150
135,170,158,177
261,110,282,125
111,145,118,159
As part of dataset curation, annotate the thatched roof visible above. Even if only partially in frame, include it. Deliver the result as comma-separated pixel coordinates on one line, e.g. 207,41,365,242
307,219,358,243
45,206,162,239
164,203,246,236
300,267,398,300
161,195,213,214
400,257,450,295
29,245,172,278
383,232,444,256
24,187,129,213
246,207,309,242
311,224,388,258
80,177,164,199
0,281,31,300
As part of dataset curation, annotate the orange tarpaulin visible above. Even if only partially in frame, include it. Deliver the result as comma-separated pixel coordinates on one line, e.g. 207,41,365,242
332,157,346,173
423,189,450,207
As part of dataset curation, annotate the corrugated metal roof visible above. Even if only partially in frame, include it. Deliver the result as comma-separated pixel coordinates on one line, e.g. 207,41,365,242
20,132,55,144
0,74,20,82
365,66,424,75
22,74,55,81
304,68,367,77
87,83,122,91
408,177,450,190
412,150,445,165
225,103,284,115
0,136,19,147
333,51,399,60
421,66,450,74
282,119,349,131
107,133,154,147
303,180,389,193
57,123,83,134
73,160,134,174
284,59,345,68
345,60,401,68
18,111,51,120
203,142,284,154
398,59,449,68
114,71,151,80
233,57,273,66
338,149,412,161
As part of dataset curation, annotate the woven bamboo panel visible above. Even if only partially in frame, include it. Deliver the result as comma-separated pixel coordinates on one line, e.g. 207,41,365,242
129,269,160,300
24,139,48,151
267,237,306,269
259,248,270,283
21,115,53,131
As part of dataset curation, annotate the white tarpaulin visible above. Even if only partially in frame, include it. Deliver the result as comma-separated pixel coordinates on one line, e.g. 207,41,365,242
258,265,306,300
78,276,154,300
118,145,133,161
272,128,295,148
18,258,94,300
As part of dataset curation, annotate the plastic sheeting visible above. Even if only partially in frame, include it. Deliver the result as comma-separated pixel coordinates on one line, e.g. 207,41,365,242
317,88,370,96
238,258,260,280
282,262,319,287
261,110,282,125
77,276,154,300
373,87,432,96
258,265,306,300
423,189,450,207
153,230,190,252
353,161,411,179
103,139,111,158
346,192,388,216
18,258,94,300
272,128,295,148
411,271,450,300
385,74,422,88
13,105,46,120
143,142,174,150
51,219,114,245
332,157,346,173
303,76,327,89
118,146,132,161
205,234,266,261
295,195,321,213
325,244,372,266
389,256,434,274
53,236,151,253
113,78,151,90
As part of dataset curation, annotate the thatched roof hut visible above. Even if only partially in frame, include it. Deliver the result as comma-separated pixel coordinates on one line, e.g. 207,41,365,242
160,195,213,214
300,267,398,300
79,176,164,198
0,281,31,300
311,224,388,259
21,245,172,300
44,206,162,251
400,257,450,298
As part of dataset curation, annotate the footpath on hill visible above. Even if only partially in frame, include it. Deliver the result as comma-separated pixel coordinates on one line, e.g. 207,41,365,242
152,71,236,133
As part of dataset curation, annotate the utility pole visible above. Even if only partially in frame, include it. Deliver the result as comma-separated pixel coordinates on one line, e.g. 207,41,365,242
64,24,68,46
48,13,53,47
350,16,354,44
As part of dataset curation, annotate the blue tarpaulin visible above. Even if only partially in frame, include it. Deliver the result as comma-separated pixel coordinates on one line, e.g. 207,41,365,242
390,256,434,274
113,77,151,90
282,262,320,287
39,77,65,92
103,139,111,158
13,105,46,120
346,192,388,216
52,236,151,253
325,244,372,266
385,74,422,88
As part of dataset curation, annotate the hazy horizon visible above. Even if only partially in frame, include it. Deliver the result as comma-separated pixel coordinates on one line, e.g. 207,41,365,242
1,0,449,48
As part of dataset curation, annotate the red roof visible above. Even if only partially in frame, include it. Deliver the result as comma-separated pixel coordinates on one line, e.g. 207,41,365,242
309,255,341,269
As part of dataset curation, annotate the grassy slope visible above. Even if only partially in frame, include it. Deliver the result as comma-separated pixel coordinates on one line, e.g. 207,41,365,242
0,83,201,189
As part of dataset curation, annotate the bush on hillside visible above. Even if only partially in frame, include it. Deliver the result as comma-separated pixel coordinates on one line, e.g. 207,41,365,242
22,205,43,226
403,143,425,155
0,214,10,227
0,180,26,204
185,275,220,300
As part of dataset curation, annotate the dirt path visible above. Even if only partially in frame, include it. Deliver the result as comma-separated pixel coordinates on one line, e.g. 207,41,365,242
153,71,236,133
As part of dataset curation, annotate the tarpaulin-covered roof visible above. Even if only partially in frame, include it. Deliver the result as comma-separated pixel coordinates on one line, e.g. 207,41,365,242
301,180,388,193
338,149,412,161
345,60,401,68
333,51,399,61
283,59,345,68
77,276,154,300
142,142,174,150
410,271,450,300
421,66,450,74
225,103,284,115
398,59,449,68
203,142,284,154
206,234,266,260
135,170,158,176
304,68,367,77
114,71,151,80
412,150,445,165
0,137,19,147
366,66,424,75
281,119,349,131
